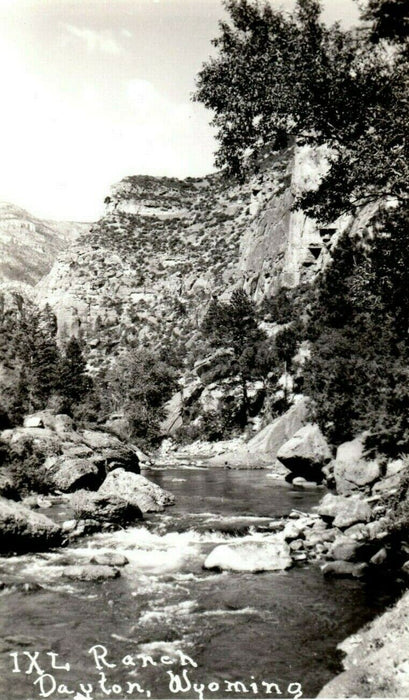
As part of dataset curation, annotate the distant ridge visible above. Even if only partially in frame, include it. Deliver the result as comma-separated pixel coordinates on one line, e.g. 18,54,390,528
0,201,91,286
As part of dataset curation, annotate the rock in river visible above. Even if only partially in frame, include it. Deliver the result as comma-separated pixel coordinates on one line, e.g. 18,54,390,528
204,539,292,572
62,565,121,581
318,493,371,529
70,490,143,525
90,552,129,567
98,468,175,513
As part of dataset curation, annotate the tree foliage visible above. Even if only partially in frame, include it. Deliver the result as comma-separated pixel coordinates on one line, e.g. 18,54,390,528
101,349,178,448
194,0,409,221
202,289,268,426
0,296,61,423
303,220,409,454
58,336,93,416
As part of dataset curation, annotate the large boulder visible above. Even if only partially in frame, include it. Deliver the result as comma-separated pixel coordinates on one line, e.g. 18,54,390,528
98,469,175,513
81,430,123,450
70,490,143,525
46,456,102,492
0,497,62,553
318,493,372,529
328,536,367,562
91,445,140,474
1,427,61,457
61,443,94,459
276,423,331,482
204,539,292,572
80,431,140,473
205,398,309,469
23,411,74,435
333,435,382,495
104,415,133,442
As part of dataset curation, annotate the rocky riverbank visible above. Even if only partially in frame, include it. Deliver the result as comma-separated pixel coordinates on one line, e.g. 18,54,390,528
0,410,175,555
318,590,409,697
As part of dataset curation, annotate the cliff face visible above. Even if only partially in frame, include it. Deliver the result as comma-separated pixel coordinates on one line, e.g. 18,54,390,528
0,202,89,287
35,145,350,370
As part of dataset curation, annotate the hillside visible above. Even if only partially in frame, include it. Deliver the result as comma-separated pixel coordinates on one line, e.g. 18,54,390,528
0,202,90,286
35,144,353,374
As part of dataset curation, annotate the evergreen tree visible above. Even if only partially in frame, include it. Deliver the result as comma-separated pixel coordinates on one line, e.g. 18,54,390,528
59,337,92,414
202,289,266,426
8,367,30,426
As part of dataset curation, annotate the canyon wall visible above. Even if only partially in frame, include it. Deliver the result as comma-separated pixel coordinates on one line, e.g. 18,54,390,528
35,145,354,371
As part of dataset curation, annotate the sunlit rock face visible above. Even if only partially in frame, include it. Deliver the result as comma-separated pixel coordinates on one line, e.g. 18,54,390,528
238,144,352,299
35,144,366,371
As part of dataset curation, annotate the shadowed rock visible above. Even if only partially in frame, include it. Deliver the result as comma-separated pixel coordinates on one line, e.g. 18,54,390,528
0,497,62,553
47,456,102,492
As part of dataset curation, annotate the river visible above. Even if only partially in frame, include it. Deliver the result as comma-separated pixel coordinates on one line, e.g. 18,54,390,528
0,467,400,699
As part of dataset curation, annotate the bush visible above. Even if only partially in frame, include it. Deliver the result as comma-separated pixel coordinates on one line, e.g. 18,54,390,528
2,437,50,496
259,288,296,324
378,466,409,539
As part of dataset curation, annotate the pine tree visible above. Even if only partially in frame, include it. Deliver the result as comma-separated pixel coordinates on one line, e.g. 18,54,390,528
9,367,30,425
59,337,92,414
202,289,266,426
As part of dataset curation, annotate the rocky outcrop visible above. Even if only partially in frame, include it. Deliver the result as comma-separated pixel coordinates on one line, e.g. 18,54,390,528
318,591,409,697
238,145,350,299
0,497,62,553
204,538,292,572
276,423,332,482
1,413,141,496
205,398,308,468
98,468,175,513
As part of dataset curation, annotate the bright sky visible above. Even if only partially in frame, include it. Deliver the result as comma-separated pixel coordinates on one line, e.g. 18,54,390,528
0,0,359,221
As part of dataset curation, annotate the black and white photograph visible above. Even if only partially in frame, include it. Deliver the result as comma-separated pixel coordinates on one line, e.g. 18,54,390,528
0,0,408,698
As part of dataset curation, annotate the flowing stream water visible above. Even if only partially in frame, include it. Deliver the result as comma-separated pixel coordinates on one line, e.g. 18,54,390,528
0,467,400,700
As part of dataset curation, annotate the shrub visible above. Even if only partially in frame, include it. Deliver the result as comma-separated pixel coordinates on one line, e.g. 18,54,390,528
2,437,50,496
378,466,409,539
